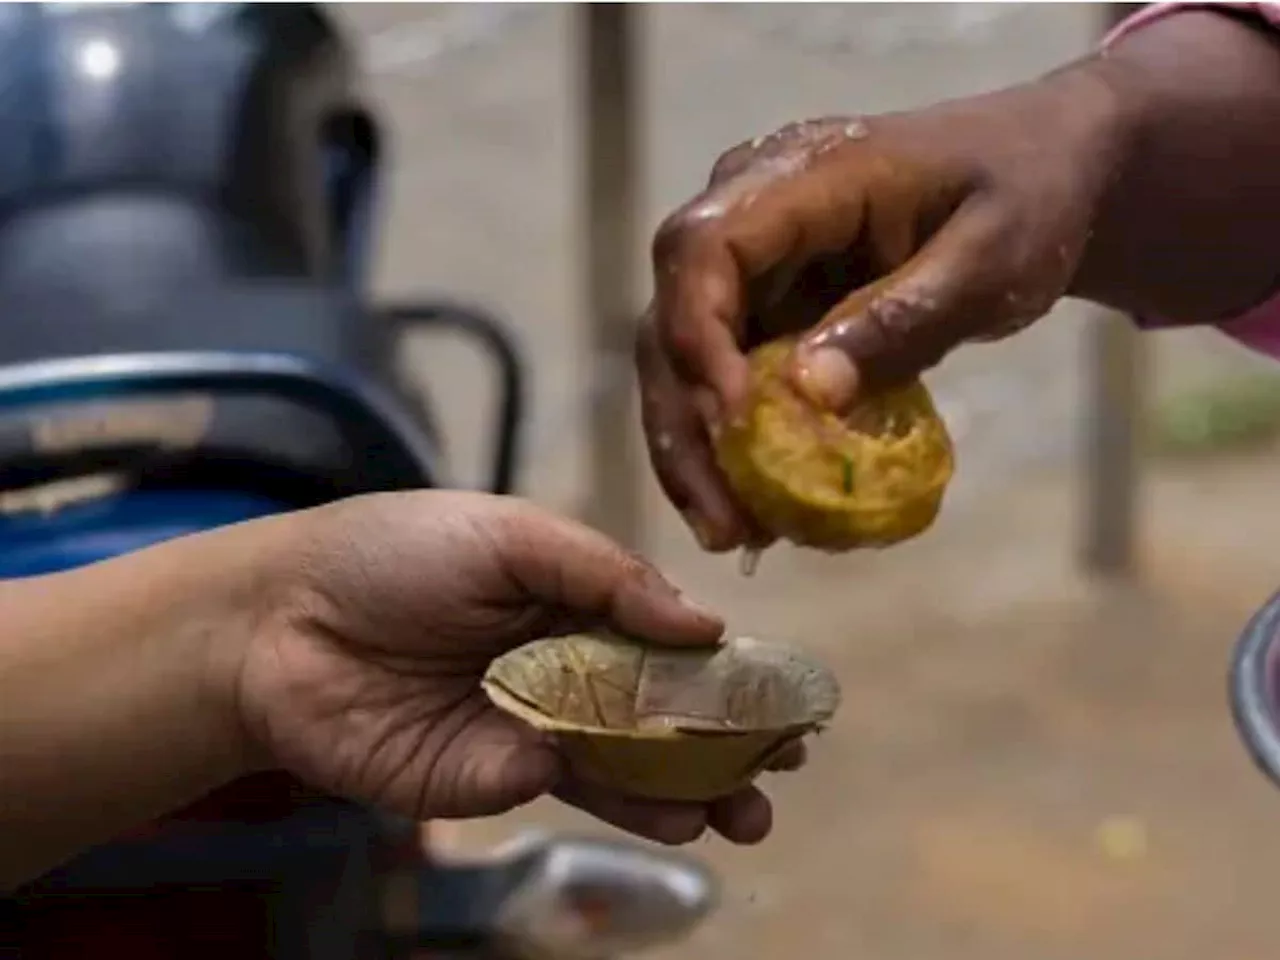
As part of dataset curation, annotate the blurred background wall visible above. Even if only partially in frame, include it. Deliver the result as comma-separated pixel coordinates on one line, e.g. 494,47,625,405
338,2,1273,525
332,6,1280,959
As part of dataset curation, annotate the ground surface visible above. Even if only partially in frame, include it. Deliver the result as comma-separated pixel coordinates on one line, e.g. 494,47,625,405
334,5,1280,957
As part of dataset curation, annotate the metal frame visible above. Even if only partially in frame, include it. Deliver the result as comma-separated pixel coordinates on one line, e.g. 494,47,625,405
1080,307,1145,576
380,300,527,495
1079,2,1146,578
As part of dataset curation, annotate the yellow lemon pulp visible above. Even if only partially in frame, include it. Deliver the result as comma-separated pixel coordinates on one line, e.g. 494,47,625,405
714,338,955,551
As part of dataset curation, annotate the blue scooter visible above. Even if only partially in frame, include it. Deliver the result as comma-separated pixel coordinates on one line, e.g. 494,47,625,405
1,5,713,959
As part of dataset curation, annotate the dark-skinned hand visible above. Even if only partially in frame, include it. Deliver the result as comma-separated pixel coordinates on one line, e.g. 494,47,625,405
637,61,1133,551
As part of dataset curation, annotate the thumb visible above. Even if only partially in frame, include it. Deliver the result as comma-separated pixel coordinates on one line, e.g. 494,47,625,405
790,200,1002,412
497,501,725,647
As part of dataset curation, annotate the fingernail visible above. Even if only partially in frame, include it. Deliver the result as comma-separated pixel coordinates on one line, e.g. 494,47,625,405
640,561,722,625
676,590,723,626
793,347,859,412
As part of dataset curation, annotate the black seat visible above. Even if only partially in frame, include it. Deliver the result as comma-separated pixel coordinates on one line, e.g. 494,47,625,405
0,194,444,501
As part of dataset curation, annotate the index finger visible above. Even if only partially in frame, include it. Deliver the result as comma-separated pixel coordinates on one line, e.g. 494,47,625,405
650,166,871,423
651,195,755,422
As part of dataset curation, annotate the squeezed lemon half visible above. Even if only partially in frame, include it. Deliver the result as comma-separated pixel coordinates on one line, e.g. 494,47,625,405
714,338,955,551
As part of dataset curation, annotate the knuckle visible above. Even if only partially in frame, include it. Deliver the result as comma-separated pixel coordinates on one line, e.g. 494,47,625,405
709,141,753,183
663,321,705,367
651,209,694,265
651,200,722,267
863,292,930,350
848,292,951,382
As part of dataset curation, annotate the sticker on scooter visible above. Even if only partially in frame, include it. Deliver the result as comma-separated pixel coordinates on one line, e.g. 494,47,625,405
30,395,214,453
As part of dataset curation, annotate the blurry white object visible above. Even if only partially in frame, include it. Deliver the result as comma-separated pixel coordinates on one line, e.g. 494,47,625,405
490,832,717,959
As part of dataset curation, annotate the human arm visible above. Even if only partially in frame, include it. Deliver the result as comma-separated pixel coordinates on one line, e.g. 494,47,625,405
638,2,1280,552
0,514,279,889
1074,3,1280,325
0,491,780,890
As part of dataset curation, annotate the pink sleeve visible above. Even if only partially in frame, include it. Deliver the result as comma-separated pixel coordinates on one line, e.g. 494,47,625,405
1103,2,1280,359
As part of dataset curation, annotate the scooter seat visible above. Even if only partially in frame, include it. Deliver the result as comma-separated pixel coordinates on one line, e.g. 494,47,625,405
0,194,444,499
0,289,444,500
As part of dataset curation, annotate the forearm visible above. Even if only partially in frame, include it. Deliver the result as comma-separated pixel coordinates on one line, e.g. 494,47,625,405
0,516,292,889
1068,6,1280,323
